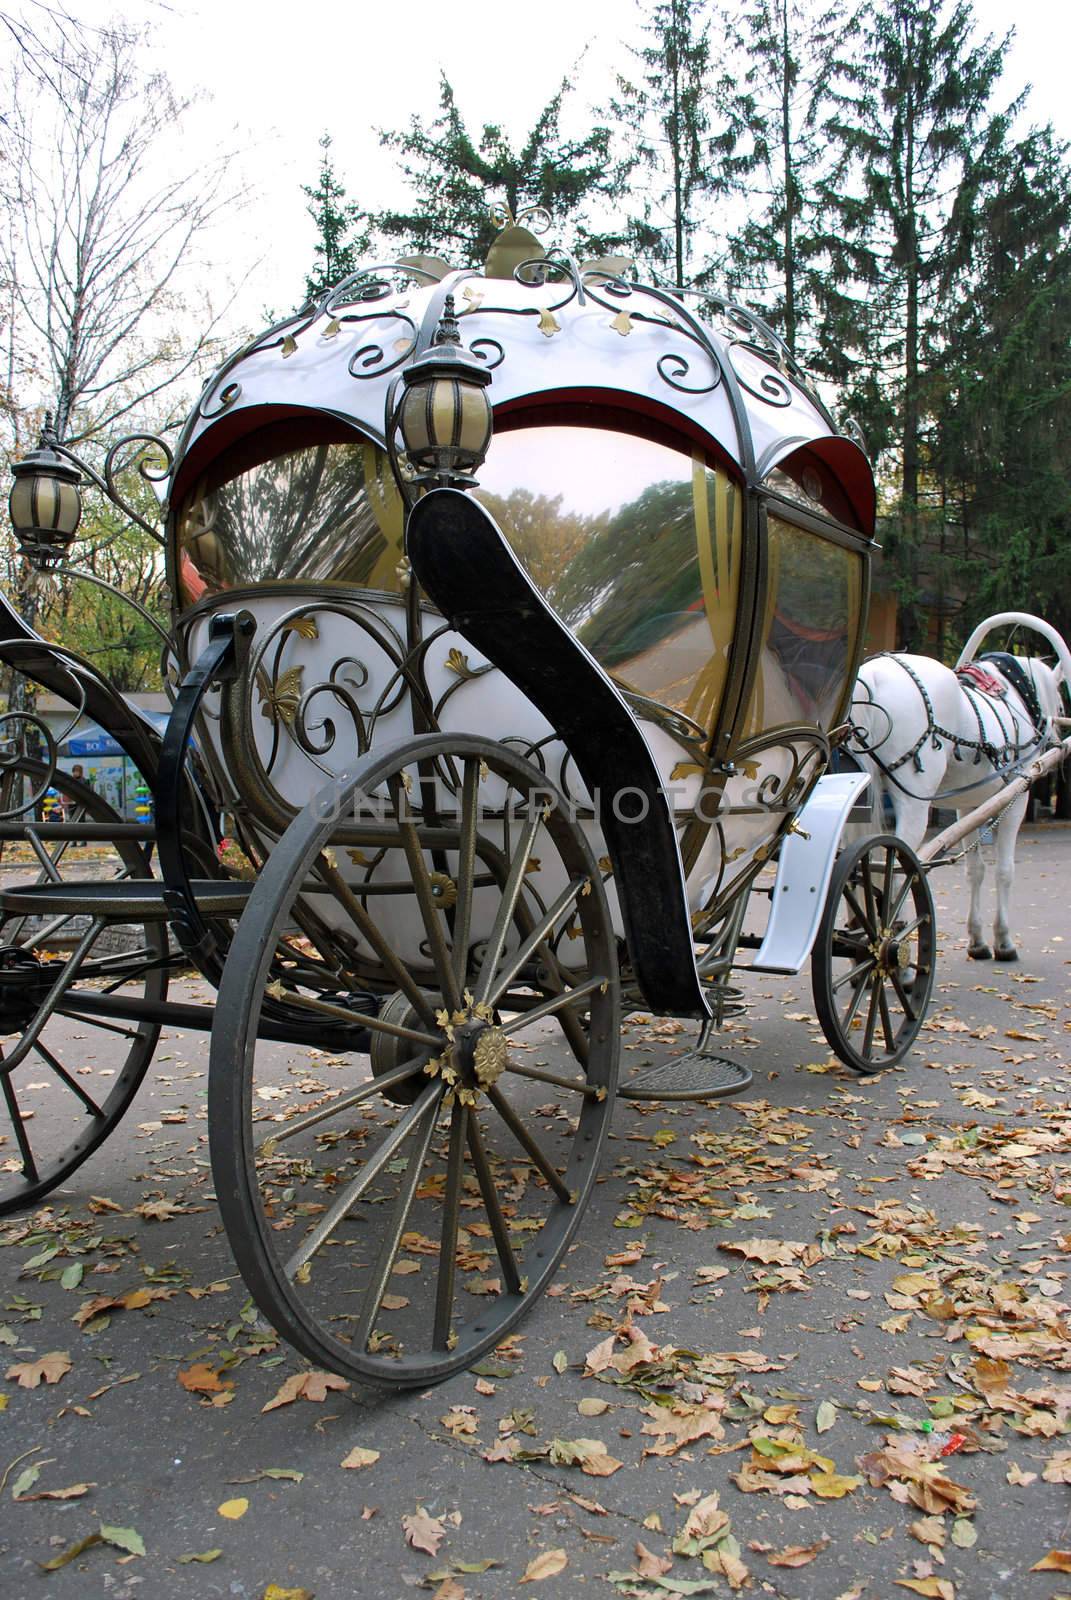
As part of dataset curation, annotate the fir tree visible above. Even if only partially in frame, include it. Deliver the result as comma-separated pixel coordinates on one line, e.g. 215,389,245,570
714,0,857,355
812,0,1014,648
302,133,370,301
371,74,621,267
609,0,718,289
936,126,1071,643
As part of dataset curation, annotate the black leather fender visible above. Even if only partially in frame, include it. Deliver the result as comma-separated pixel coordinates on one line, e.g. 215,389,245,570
406,488,710,1020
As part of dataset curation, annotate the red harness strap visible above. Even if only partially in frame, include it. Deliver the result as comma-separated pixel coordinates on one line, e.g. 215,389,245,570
956,663,1007,698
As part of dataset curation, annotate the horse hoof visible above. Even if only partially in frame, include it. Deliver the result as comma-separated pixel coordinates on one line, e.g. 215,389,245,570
994,946,1018,962
968,944,992,961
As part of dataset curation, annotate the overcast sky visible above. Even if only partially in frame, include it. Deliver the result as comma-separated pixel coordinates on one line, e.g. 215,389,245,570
8,0,1071,348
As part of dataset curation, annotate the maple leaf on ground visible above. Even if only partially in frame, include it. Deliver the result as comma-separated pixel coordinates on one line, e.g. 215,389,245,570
6,1350,71,1387
403,1506,446,1556
720,1237,809,1266
262,1369,350,1411
1042,1452,1071,1484
641,1400,725,1455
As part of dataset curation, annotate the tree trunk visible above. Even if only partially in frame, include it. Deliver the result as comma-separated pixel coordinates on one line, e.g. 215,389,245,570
780,0,796,355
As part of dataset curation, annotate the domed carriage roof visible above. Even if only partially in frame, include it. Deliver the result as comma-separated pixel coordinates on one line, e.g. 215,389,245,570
169,229,875,535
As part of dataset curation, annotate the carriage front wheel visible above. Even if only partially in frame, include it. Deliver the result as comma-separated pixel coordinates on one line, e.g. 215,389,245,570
209,732,620,1386
812,833,936,1075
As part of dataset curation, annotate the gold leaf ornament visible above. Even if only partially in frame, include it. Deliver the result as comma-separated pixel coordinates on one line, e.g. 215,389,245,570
445,647,477,679
538,307,561,338
280,334,298,358
257,665,304,725
283,615,319,639
610,311,634,337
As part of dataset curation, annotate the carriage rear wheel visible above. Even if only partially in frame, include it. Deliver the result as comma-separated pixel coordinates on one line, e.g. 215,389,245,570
209,732,619,1386
0,762,167,1214
812,832,935,1075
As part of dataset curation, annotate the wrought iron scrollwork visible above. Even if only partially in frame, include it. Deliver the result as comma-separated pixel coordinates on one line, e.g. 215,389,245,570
0,713,59,819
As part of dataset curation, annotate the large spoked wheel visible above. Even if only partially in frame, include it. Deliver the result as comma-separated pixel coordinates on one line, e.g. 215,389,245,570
0,763,167,1214
812,832,936,1075
210,732,620,1387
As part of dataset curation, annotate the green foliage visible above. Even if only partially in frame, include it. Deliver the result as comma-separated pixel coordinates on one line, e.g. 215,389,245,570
934,126,1071,643
370,73,622,268
302,133,371,301
609,0,717,288
810,0,1014,647
714,0,859,354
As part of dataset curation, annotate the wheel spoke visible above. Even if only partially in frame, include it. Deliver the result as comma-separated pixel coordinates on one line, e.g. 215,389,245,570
284,1079,444,1278
840,963,873,1033
501,976,606,1035
474,810,545,1006
390,775,463,1014
263,984,439,1049
351,1086,440,1352
877,980,897,1053
313,856,439,1028
486,1084,571,1203
859,856,880,935
432,1100,467,1350
450,758,480,987
842,883,876,938
831,954,876,995
861,973,881,1059
256,1054,427,1154
483,876,589,1010
0,1069,38,1182
880,845,895,926
885,868,916,931
34,1039,103,1116
467,1111,523,1294
505,1059,605,1099
889,968,919,1020
56,1007,143,1042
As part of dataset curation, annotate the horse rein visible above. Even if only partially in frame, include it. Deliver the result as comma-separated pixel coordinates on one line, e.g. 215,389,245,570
848,653,1053,804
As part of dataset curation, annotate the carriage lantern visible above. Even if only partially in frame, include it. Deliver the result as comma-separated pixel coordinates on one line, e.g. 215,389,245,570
395,293,493,487
7,426,83,570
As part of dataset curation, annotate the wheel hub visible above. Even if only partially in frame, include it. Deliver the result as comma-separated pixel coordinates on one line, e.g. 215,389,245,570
0,946,58,1030
430,1001,509,1106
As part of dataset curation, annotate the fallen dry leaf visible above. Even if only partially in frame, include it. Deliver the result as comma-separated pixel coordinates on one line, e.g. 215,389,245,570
262,1370,350,1411
633,1541,672,1577
520,1548,568,1583
218,1498,249,1520
341,1447,380,1470
178,1363,234,1396
1032,1552,1071,1572
403,1506,446,1556
895,1581,955,1599
5,1351,71,1388
767,1539,829,1567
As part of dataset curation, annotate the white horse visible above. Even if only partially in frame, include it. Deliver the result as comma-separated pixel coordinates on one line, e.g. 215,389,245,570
849,628,1066,961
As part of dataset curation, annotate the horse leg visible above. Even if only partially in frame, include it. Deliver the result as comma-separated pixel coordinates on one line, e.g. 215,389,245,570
993,791,1029,961
966,834,991,960
888,795,929,855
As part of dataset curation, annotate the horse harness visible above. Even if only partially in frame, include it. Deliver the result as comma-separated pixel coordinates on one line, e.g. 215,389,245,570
850,652,1049,796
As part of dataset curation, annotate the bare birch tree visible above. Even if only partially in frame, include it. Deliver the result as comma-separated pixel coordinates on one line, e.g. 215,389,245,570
1,15,233,452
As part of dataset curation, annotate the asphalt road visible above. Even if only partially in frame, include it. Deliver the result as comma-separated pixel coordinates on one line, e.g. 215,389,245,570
1,824,1070,1600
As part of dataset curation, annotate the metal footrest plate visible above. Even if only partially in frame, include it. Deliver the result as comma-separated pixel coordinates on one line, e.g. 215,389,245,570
618,1051,753,1102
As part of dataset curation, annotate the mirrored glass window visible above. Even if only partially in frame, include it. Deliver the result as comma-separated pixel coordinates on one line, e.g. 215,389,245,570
745,514,863,734
475,424,742,739
174,435,405,607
